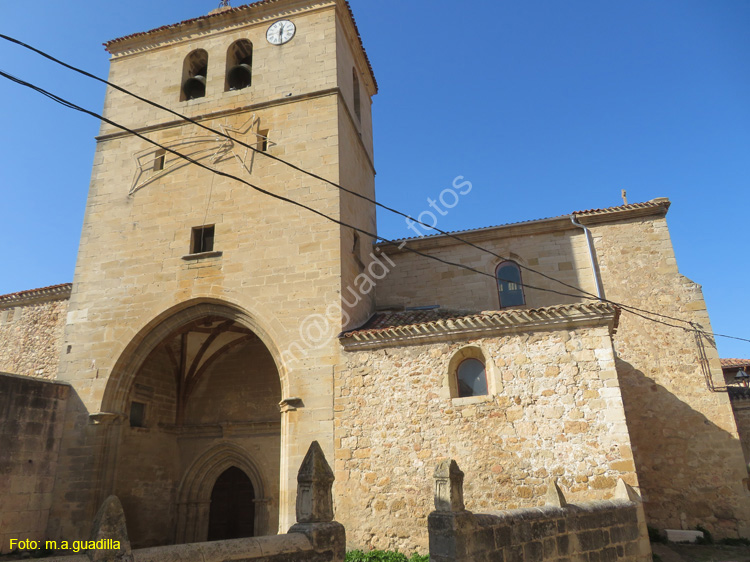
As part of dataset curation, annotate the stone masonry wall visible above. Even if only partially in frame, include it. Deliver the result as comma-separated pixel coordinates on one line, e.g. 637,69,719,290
429,501,643,562
334,323,638,553
0,373,70,553
53,1,358,539
588,214,750,536
0,295,68,380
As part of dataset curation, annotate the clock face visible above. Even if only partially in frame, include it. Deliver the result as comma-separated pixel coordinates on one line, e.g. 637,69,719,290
267,20,296,45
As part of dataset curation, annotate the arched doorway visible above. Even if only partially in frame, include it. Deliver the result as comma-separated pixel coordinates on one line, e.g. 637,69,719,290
106,303,283,548
208,467,255,541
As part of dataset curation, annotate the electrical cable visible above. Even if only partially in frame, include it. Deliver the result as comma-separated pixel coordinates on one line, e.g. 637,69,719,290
1,34,720,331
0,33,601,299
0,69,589,302
2,67,749,346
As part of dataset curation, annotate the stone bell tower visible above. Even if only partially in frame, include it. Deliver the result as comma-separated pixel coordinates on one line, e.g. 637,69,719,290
51,0,377,547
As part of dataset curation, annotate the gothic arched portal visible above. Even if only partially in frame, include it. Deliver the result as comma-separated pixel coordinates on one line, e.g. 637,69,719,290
103,302,281,548
208,467,255,541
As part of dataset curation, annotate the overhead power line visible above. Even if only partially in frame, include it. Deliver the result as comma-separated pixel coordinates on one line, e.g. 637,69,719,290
0,33,600,300
1,66,748,346
0,69,588,302
0,33,721,332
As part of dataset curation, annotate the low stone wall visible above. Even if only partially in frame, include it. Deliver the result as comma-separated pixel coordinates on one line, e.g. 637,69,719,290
14,443,344,562
428,460,651,562
0,373,70,553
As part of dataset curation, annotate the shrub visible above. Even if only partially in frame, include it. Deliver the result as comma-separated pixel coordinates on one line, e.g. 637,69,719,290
695,525,714,545
719,537,750,546
647,526,666,544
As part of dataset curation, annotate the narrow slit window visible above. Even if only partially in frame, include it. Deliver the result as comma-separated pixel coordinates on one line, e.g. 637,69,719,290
191,225,215,254
153,149,166,171
496,261,525,308
258,129,269,152
352,67,361,122
130,401,146,428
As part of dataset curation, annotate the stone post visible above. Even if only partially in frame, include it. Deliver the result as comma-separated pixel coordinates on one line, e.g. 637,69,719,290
545,478,568,508
616,479,653,562
88,496,133,562
429,460,478,562
434,460,465,512
295,440,334,523
288,441,345,562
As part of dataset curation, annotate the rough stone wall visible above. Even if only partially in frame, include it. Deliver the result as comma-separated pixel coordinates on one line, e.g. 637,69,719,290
588,215,750,536
0,297,68,380
334,324,638,553
0,373,70,553
429,501,643,562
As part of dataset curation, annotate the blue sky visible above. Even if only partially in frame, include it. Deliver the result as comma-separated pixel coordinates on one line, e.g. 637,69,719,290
0,1,748,358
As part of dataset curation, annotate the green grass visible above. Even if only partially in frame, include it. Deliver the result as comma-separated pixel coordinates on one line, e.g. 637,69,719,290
346,550,429,562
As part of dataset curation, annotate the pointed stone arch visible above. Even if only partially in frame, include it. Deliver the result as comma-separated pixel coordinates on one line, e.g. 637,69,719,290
175,442,269,543
101,298,289,416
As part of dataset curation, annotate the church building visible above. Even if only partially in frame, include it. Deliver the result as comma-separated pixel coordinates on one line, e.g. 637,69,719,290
1,0,749,555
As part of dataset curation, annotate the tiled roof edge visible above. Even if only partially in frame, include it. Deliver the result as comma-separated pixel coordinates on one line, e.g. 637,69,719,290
721,358,750,369
573,198,671,221
340,302,619,350
0,283,72,307
378,198,671,248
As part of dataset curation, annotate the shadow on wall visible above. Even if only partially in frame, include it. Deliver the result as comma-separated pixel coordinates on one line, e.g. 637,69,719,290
44,385,99,548
616,359,749,536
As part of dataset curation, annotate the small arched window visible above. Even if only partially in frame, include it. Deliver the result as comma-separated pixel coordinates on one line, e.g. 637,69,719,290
456,358,488,398
181,49,209,101
352,67,361,122
226,40,253,91
496,261,525,308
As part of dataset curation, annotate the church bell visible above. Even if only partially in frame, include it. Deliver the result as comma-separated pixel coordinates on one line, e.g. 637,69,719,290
182,75,207,100
227,64,252,90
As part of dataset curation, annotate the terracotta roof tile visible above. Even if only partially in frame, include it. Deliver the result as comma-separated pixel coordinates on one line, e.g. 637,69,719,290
0,283,72,305
351,309,475,335
341,303,619,340
572,199,670,216
721,358,750,369
104,0,378,92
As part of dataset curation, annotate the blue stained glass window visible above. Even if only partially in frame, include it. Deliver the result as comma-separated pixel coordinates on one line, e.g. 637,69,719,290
496,261,525,308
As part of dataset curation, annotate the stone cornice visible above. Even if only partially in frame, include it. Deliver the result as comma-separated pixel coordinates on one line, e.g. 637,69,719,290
340,303,620,351
104,0,377,93
106,0,333,55
0,283,72,308
95,87,377,174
